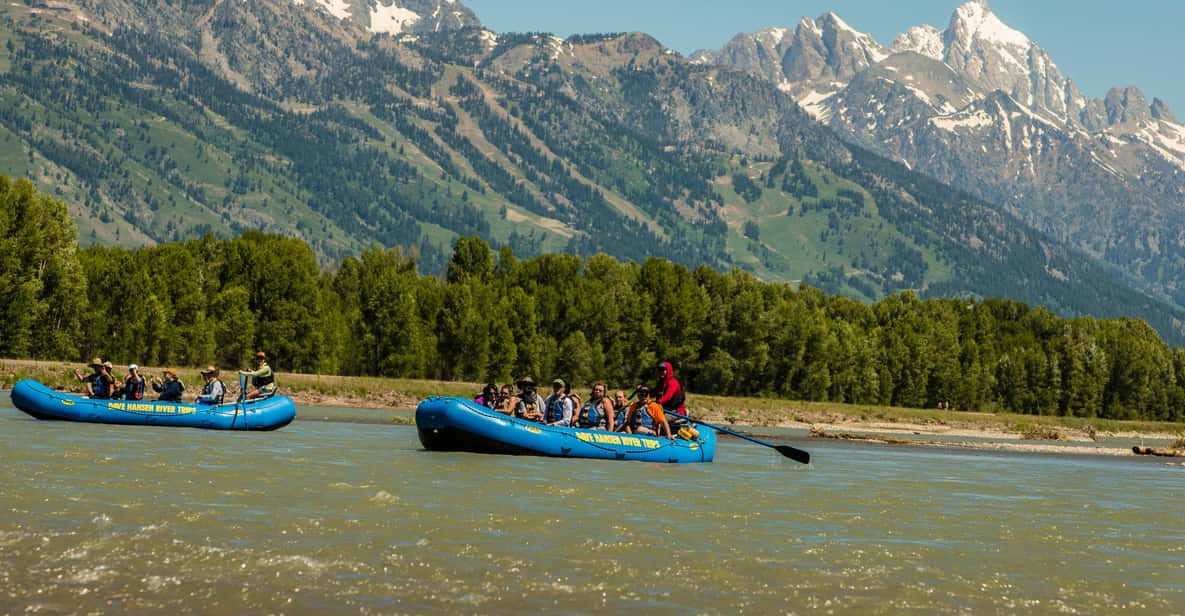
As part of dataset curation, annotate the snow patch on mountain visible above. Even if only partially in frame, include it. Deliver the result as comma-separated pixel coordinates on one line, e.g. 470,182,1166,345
1132,121,1185,170
797,89,837,122
931,110,994,131
298,0,351,20
370,2,419,34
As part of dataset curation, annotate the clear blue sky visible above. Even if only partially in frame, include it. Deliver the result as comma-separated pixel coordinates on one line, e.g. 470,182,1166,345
464,0,1185,116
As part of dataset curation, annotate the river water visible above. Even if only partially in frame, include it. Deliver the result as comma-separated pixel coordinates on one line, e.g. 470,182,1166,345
2,396,1183,613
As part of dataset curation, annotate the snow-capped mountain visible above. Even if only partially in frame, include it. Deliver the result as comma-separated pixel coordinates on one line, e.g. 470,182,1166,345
294,0,480,35
694,0,1185,305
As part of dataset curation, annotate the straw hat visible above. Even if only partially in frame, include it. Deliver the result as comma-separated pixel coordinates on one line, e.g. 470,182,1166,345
200,366,219,377
88,357,103,367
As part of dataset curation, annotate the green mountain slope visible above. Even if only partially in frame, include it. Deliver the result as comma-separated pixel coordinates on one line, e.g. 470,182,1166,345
2,1,1184,342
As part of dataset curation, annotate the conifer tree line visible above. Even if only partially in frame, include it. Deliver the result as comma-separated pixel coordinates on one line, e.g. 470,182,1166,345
3,176,1184,422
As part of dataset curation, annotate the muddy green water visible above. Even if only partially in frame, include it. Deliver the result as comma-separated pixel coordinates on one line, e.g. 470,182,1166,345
2,397,1183,614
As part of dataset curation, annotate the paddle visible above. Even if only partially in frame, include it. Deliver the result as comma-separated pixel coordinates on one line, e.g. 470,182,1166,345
232,372,246,428
664,409,811,465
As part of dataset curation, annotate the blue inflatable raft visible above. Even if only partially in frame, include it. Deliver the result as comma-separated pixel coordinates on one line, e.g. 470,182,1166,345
416,396,715,463
10,379,296,431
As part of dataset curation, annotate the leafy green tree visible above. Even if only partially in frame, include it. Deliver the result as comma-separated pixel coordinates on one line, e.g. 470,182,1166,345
209,285,257,369
355,246,428,377
0,177,86,359
447,235,494,283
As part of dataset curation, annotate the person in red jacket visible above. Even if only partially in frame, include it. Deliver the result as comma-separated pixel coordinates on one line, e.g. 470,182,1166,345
654,360,686,416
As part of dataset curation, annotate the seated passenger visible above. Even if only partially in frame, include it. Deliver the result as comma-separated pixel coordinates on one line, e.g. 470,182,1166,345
512,377,545,422
238,351,276,400
151,369,184,402
196,366,226,405
493,384,517,415
575,382,614,430
543,378,574,426
123,364,145,400
565,384,583,421
74,358,114,399
475,383,498,409
612,389,630,431
623,386,671,437
104,361,124,398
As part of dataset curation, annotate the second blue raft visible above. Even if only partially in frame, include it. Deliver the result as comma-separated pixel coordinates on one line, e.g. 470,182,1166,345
416,396,715,463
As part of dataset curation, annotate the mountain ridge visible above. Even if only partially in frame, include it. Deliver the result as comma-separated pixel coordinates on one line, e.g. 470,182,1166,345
4,0,1185,343
694,0,1185,307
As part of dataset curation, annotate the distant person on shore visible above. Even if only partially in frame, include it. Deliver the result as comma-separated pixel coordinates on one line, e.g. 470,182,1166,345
513,377,545,422
475,383,498,409
575,382,614,430
74,358,114,399
123,364,145,400
196,366,226,405
239,351,276,400
151,369,184,402
543,378,574,426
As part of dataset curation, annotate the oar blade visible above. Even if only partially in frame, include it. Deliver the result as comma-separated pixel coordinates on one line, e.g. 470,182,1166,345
775,445,811,465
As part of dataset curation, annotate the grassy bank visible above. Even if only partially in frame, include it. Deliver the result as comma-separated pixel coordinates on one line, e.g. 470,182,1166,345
4,358,1182,438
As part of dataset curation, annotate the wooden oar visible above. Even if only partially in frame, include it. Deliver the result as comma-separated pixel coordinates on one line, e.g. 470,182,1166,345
665,410,811,464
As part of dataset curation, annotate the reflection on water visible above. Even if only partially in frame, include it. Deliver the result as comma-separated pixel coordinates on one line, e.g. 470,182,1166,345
2,397,1183,613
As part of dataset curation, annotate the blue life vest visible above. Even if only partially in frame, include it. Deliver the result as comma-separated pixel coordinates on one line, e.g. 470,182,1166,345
579,400,606,429
545,395,568,424
89,373,110,399
629,403,654,429
200,379,226,404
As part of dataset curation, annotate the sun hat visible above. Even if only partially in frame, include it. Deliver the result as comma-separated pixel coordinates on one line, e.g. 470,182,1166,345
200,365,219,376
128,364,138,371
102,361,113,370
88,357,103,367
516,376,536,387
552,378,565,388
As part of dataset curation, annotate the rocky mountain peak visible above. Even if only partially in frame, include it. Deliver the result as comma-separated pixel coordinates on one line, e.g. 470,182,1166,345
893,24,944,60
945,0,1030,51
782,13,887,83
690,27,794,82
1104,86,1152,125
1151,97,1178,123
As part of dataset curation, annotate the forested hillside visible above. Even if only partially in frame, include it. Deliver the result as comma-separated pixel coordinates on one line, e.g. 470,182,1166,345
3,177,1184,422
3,2,1185,344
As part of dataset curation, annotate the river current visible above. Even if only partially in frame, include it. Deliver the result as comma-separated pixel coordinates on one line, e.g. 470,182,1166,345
2,395,1183,613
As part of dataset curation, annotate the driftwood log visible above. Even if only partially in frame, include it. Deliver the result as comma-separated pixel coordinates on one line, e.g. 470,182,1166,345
1132,446,1185,457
